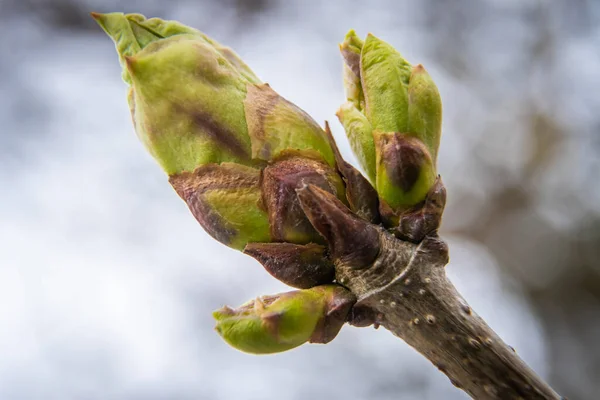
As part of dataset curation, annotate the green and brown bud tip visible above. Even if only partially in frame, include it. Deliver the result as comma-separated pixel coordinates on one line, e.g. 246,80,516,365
92,12,145,83
340,30,365,107
261,154,345,244
244,243,335,289
296,184,380,270
213,285,356,354
374,132,437,211
92,12,260,84
169,163,270,250
408,64,442,163
244,84,335,166
340,30,364,77
126,35,259,174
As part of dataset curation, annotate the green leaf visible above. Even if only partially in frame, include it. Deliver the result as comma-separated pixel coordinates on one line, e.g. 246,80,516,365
360,34,412,133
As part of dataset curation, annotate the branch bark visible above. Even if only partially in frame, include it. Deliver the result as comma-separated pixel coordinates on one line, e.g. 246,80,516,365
338,231,561,399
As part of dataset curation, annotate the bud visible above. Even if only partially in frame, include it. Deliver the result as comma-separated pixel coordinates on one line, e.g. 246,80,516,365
337,31,443,216
213,285,355,354
95,13,341,251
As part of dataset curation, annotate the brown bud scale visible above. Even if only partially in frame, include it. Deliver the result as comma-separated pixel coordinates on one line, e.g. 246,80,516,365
244,242,335,289
261,155,344,244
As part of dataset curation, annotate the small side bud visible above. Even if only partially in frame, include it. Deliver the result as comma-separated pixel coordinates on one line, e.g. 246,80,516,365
169,163,270,250
213,285,355,354
296,184,380,269
244,243,335,289
347,305,378,328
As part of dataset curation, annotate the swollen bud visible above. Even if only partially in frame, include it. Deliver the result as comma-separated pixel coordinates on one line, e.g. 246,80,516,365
213,285,356,354
125,35,257,174
338,31,444,218
96,12,349,253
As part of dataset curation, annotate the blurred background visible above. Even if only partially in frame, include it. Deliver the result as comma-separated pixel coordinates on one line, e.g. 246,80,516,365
1,0,598,399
